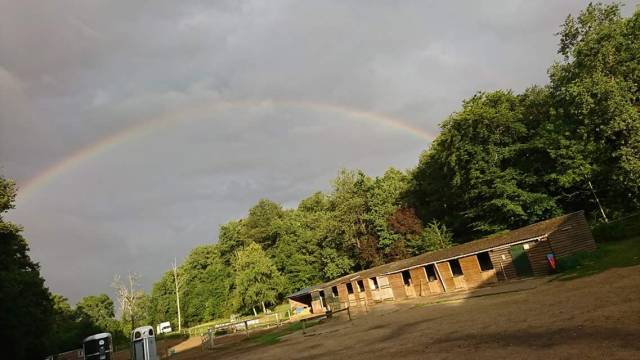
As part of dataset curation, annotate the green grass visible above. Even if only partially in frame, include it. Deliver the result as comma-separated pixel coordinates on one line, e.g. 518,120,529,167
248,320,321,346
556,235,640,280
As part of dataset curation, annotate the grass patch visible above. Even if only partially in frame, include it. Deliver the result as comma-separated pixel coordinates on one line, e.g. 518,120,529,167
556,235,640,280
249,320,322,346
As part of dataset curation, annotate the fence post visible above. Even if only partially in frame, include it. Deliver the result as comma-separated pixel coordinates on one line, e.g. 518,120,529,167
302,319,306,334
244,320,249,337
347,305,352,321
276,313,280,327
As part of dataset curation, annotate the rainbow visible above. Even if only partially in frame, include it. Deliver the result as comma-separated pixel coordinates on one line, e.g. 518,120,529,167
17,99,436,202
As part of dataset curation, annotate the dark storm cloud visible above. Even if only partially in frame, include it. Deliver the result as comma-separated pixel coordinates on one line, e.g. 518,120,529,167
1,0,637,303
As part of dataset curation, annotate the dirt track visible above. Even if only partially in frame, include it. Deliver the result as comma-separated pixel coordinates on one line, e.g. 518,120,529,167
172,266,640,359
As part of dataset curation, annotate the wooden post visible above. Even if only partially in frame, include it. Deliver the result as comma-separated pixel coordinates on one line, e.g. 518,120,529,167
499,259,508,281
287,309,291,320
347,306,352,321
301,319,306,334
434,263,448,292
244,320,249,337
276,313,280,327
208,328,214,349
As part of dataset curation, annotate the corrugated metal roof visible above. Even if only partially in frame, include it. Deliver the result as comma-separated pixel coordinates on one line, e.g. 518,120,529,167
287,211,584,298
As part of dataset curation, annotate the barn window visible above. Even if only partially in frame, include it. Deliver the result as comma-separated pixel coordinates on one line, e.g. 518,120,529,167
331,286,338,297
424,264,438,282
477,252,494,271
346,283,354,294
357,280,365,292
369,277,379,290
449,259,463,277
401,270,412,286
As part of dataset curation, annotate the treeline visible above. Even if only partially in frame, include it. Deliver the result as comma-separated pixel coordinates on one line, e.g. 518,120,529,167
147,3,640,328
2,3,639,359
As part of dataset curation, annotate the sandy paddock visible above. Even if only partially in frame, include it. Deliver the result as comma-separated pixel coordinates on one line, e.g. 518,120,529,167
169,265,640,360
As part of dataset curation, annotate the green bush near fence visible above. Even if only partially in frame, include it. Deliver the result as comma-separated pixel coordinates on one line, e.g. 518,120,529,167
556,235,640,280
592,213,640,242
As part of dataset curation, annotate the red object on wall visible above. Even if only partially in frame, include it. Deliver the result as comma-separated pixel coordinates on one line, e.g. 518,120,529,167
546,253,557,271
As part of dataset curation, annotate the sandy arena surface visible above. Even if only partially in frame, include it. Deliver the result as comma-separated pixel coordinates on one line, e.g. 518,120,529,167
168,266,640,360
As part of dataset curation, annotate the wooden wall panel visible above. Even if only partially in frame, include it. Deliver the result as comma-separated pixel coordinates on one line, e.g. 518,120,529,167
388,273,407,300
526,240,554,276
489,248,517,281
436,262,455,291
459,255,483,287
409,267,429,296
363,278,374,302
337,283,349,307
548,214,597,257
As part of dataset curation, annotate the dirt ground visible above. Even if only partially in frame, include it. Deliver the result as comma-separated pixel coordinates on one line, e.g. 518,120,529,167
170,265,640,360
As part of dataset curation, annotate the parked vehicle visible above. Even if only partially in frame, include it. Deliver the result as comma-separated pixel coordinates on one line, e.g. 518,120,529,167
156,322,172,334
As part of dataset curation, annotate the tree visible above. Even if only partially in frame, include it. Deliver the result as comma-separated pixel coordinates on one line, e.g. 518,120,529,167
148,271,177,329
231,243,284,314
48,294,91,355
0,176,54,359
409,220,454,255
366,168,411,258
411,90,561,237
546,3,640,217
174,244,234,327
217,220,247,265
271,210,324,294
243,199,284,248
327,169,376,268
112,272,145,333
76,294,115,330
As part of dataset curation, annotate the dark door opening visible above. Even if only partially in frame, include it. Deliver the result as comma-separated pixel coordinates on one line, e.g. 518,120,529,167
401,270,412,286
424,264,438,281
510,244,533,277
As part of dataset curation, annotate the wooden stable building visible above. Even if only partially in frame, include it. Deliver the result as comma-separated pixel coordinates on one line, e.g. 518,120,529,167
287,211,596,314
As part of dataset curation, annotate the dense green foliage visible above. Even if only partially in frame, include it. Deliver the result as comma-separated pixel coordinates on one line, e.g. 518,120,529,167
0,178,54,359
48,293,128,355
412,3,640,238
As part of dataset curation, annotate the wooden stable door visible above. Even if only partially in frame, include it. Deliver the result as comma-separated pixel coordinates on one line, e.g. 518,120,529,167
377,276,394,300
510,244,533,277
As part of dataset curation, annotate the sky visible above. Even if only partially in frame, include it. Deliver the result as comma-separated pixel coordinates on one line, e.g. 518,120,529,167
1,0,638,304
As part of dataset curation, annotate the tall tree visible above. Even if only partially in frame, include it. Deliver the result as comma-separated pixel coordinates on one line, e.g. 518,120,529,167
231,243,284,314
243,199,284,248
112,272,145,333
0,177,54,359
366,168,411,258
76,294,116,330
271,210,324,294
546,2,640,217
412,90,561,237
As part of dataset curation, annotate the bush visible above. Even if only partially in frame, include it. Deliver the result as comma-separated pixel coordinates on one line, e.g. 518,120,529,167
592,213,640,242
556,251,599,272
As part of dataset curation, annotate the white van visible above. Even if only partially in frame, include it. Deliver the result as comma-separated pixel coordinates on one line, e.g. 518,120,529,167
156,322,172,334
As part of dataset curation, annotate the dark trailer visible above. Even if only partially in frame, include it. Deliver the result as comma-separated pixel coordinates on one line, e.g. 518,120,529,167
83,333,113,360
